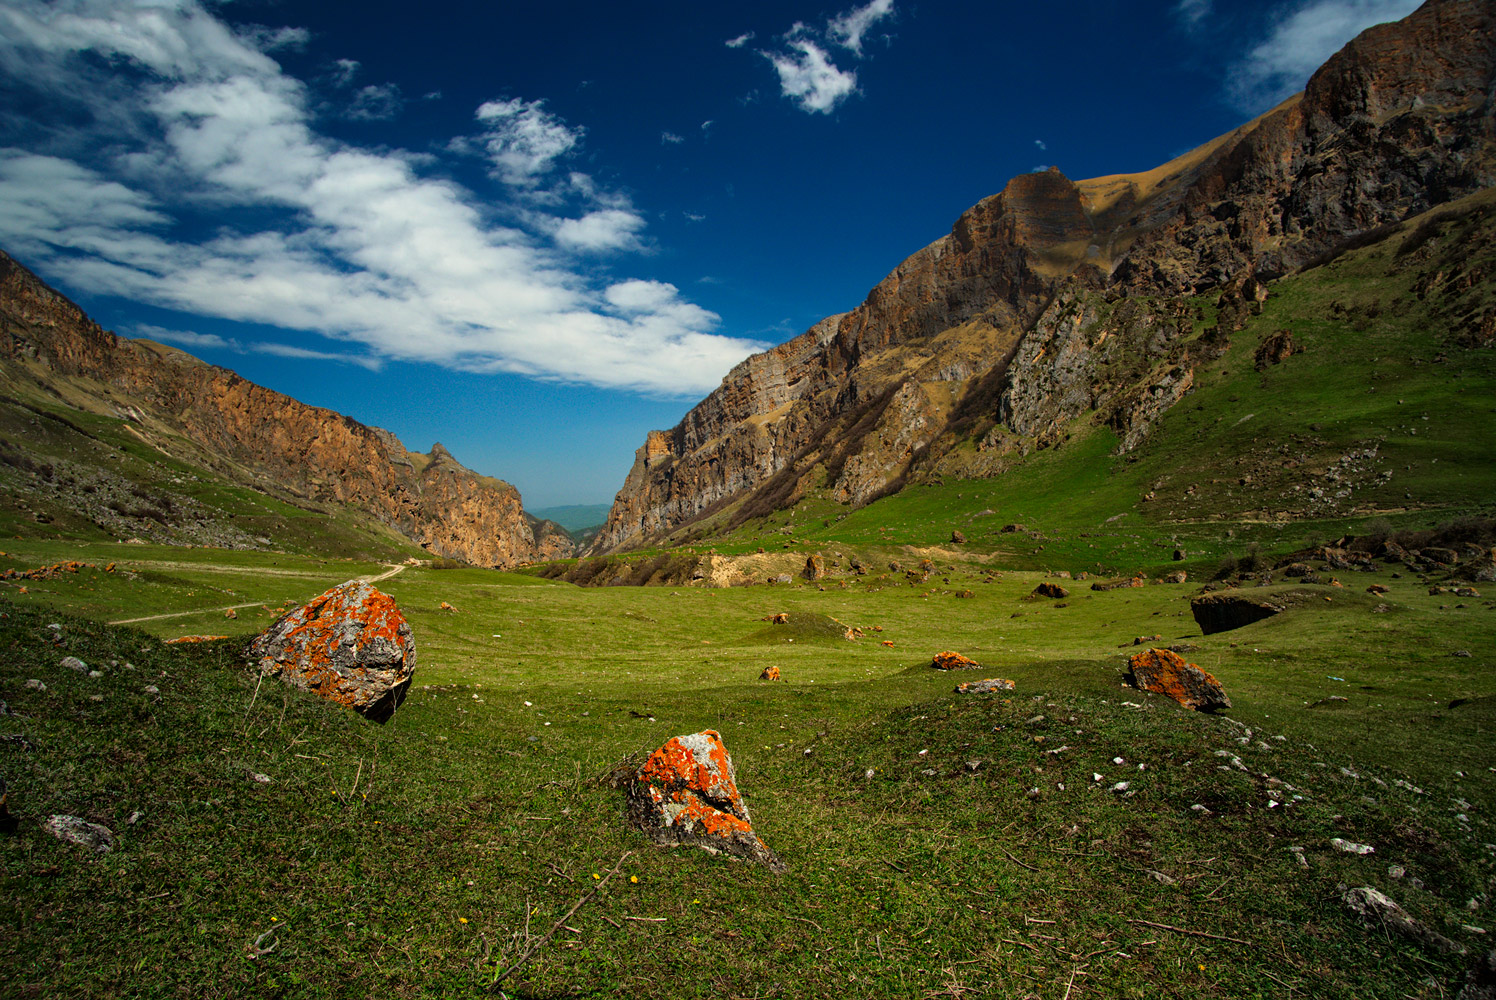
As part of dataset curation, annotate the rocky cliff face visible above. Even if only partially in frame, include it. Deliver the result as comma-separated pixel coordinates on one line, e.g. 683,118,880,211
0,251,568,567
593,0,1495,554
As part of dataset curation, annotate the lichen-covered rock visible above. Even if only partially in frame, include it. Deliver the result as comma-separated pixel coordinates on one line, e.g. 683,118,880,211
1030,582,1069,599
931,651,981,671
43,814,114,853
245,581,415,723
165,634,229,644
759,666,781,681
803,554,825,580
956,678,1016,694
1191,593,1283,634
1127,648,1232,712
625,730,784,872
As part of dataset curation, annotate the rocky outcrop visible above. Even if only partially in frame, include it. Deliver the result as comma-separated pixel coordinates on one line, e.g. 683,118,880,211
1126,648,1232,712
245,581,415,723
1191,592,1285,634
0,251,569,567
624,730,784,872
594,0,1496,552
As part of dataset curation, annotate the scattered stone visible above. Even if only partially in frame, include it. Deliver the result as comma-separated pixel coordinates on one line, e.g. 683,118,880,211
763,613,790,624
1173,548,1186,561
24,679,45,692
881,640,894,647
956,678,1016,694
1131,634,1162,646
955,589,975,598
1342,886,1466,955
1162,570,1188,584
1331,838,1375,855
1454,650,1473,658
931,651,981,671
803,554,825,581
950,529,966,544
1001,524,1026,533
1367,583,1390,595
773,573,793,585
59,656,87,674
244,580,416,724
165,635,229,644
248,771,273,784
1030,582,1069,600
1191,592,1283,634
1126,648,1232,712
624,730,784,872
43,814,114,854
1090,577,1144,592
758,666,781,682
224,608,238,619
143,685,159,695
439,601,456,612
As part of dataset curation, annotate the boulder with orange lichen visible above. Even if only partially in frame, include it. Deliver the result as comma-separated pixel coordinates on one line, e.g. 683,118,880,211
759,665,781,681
1126,648,1232,713
244,581,415,724
931,651,981,671
625,730,785,872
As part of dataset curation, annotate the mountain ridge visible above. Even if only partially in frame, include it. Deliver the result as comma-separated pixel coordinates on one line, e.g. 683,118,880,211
590,0,1495,555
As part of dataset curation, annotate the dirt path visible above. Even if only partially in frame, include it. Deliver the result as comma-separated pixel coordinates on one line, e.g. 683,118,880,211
108,563,407,626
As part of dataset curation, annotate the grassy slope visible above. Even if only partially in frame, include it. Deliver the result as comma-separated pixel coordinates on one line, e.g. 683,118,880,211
2,547,1493,997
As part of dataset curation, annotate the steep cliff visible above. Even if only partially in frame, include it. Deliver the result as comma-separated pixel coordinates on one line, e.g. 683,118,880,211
0,251,567,567
593,0,1495,554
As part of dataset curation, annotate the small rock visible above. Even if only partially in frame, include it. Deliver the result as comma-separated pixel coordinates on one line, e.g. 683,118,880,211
43,814,114,854
1030,582,1069,600
1110,781,1130,793
1342,886,1465,955
60,656,87,674
1389,864,1406,879
758,666,781,682
931,651,981,671
1331,838,1375,855
950,530,966,544
87,670,103,679
143,685,159,695
248,772,272,784
955,678,1016,694
24,679,46,692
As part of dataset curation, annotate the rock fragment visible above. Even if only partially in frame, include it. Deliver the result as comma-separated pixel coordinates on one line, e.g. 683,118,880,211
931,650,980,671
1126,648,1231,712
955,678,1016,694
60,656,87,673
1342,886,1465,955
1030,582,1069,600
759,666,781,681
624,730,784,872
244,580,416,723
43,814,114,853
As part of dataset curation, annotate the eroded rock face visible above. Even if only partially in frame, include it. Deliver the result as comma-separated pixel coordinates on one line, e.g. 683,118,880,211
931,651,981,671
1191,593,1283,634
625,730,784,872
245,581,415,723
0,253,567,568
591,0,1495,553
1127,648,1232,712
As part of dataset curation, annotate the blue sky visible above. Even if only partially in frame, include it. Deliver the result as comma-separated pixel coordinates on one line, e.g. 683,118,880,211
0,0,1420,509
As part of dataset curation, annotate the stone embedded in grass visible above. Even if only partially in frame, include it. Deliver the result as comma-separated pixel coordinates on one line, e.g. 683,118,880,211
1331,837,1375,855
955,678,1015,694
759,666,781,681
245,580,415,724
625,730,784,873
165,635,229,644
931,651,980,671
1343,886,1466,955
1030,582,1069,600
43,814,114,853
59,656,87,673
1126,648,1232,713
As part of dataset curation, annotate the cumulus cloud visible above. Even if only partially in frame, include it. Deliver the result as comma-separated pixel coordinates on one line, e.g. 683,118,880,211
473,97,584,185
0,0,765,396
1228,0,1421,111
764,38,859,114
827,0,895,56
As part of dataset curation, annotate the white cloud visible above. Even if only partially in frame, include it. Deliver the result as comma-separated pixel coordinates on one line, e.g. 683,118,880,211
332,58,360,86
764,39,859,114
0,0,765,397
660,131,684,144
683,212,705,223
252,342,381,371
1174,0,1212,27
133,323,239,351
725,31,754,48
828,0,895,56
1228,0,1421,111
474,97,584,186
1034,139,1047,150
346,83,402,121
553,209,647,252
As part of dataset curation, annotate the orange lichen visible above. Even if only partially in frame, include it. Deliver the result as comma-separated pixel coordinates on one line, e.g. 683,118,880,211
759,666,781,681
1127,648,1231,712
166,634,229,644
931,650,980,670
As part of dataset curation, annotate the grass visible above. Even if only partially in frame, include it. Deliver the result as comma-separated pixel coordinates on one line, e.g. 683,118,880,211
2,539,1493,997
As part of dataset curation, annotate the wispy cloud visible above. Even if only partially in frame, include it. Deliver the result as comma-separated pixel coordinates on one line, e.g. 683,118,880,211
725,31,754,49
660,131,684,145
828,0,895,56
764,37,859,114
0,0,766,397
134,324,239,352
748,2,898,115
1034,139,1047,150
1173,0,1212,28
346,83,403,121
1227,0,1420,111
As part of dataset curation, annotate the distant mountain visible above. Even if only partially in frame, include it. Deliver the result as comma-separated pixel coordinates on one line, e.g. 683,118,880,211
591,0,1495,554
0,252,575,567
530,504,612,533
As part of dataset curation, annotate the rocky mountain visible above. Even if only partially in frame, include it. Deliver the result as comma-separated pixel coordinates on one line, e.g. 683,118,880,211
592,0,1495,555
0,250,571,567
